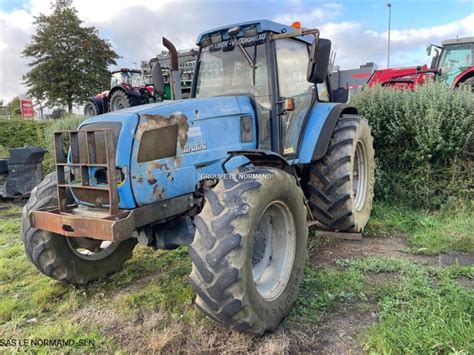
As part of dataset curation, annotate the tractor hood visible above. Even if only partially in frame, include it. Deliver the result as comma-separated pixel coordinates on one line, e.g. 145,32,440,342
79,96,257,208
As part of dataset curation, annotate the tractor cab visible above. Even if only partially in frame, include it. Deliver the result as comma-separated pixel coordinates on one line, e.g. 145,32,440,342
154,20,335,157
110,69,146,88
427,37,474,88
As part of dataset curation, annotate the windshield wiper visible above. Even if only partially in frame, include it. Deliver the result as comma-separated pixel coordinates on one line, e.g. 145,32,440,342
235,40,256,68
227,26,256,68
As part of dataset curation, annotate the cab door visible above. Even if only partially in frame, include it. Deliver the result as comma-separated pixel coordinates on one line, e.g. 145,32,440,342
274,39,314,157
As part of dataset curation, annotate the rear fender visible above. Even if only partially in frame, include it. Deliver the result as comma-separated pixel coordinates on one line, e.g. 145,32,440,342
223,149,290,172
119,84,142,96
451,67,474,89
297,103,358,164
108,86,141,102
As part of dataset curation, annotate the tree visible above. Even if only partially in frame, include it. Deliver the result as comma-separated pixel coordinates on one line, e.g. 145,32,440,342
51,107,66,119
8,97,21,117
22,0,118,113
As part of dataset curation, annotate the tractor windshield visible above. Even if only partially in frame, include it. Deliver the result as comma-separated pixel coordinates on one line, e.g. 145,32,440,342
111,71,145,88
196,35,272,149
438,43,473,86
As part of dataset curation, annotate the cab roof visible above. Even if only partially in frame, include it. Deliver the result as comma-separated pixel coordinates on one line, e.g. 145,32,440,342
442,37,474,46
195,19,314,45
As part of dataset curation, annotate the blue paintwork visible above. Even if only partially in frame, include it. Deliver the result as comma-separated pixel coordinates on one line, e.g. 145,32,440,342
129,96,256,206
76,97,256,209
296,102,338,164
75,98,337,208
196,19,313,45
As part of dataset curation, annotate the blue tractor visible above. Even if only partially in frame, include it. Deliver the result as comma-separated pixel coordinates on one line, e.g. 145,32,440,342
22,20,375,334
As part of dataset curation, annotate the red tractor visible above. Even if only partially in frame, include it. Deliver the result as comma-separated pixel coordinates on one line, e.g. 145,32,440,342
84,69,156,117
368,37,474,91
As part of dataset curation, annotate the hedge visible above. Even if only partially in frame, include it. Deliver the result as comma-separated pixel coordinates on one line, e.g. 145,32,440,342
0,116,85,171
351,82,474,209
0,119,50,154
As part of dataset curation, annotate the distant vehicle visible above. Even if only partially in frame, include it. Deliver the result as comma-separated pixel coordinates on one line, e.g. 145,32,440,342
368,37,474,91
84,68,156,117
84,50,198,117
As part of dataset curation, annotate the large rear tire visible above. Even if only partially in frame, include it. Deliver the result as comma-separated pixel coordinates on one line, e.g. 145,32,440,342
109,90,141,111
308,114,375,232
458,77,474,93
189,167,308,334
21,173,137,285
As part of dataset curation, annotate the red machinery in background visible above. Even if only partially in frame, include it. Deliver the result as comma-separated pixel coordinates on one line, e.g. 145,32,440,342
367,64,436,90
368,37,474,91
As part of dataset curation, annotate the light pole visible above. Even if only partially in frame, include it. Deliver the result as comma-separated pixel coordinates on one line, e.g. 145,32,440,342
387,2,392,68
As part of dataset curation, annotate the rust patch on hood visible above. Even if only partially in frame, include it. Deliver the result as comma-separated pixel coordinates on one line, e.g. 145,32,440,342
145,161,176,185
142,113,189,149
146,171,157,185
153,184,164,199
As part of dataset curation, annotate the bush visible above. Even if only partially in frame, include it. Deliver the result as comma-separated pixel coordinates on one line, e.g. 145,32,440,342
351,82,474,209
0,119,50,150
0,115,85,171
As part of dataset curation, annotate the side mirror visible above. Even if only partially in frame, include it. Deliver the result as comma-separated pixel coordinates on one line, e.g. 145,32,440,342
430,56,438,70
307,38,331,84
426,44,432,56
430,48,440,70
151,61,165,97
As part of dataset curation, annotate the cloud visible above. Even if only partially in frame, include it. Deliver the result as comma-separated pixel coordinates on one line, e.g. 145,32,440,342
0,9,34,101
325,13,474,70
274,3,343,25
0,1,473,102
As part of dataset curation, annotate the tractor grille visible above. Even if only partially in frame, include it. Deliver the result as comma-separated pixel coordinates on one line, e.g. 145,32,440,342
54,127,120,215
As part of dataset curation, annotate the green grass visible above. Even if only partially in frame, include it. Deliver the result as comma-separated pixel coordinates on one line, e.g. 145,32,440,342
366,201,474,254
288,266,365,323
352,258,474,354
291,256,474,353
0,201,472,352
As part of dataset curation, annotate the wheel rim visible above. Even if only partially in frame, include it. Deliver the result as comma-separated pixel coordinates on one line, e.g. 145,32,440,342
66,237,120,261
353,140,368,211
252,201,296,301
111,96,126,111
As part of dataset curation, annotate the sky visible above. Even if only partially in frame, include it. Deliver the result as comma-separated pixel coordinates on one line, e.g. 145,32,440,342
0,0,473,102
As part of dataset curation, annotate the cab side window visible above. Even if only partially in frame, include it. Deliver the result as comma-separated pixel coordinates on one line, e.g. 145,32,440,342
275,39,314,156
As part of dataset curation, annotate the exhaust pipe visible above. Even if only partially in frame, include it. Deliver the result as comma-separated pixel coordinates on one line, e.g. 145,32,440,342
163,37,182,100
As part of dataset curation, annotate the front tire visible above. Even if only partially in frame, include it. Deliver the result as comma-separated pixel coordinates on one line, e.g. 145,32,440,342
21,173,137,285
84,101,99,117
189,167,308,334
308,114,375,232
